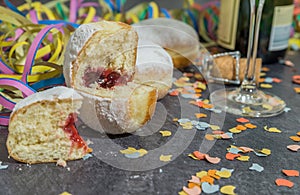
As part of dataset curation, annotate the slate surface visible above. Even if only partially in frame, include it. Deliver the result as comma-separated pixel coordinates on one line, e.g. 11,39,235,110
0,50,300,195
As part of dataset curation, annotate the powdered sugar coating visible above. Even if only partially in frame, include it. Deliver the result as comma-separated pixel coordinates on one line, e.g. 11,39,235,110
132,18,199,58
12,86,83,113
64,21,122,86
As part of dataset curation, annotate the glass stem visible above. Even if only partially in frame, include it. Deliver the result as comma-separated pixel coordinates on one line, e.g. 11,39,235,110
240,0,265,93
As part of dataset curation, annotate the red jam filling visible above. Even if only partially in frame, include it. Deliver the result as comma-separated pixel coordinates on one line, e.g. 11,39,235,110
83,67,128,89
63,113,88,151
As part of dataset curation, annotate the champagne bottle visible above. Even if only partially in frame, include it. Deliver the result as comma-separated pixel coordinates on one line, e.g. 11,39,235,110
217,0,294,64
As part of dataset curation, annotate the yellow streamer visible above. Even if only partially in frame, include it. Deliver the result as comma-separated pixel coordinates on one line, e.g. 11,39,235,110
149,2,159,18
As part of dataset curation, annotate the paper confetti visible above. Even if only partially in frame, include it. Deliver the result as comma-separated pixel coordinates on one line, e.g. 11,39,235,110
220,185,236,195
196,171,208,178
236,155,250,162
60,192,72,195
0,162,8,170
205,154,221,164
183,186,202,195
287,145,300,152
260,83,273,88
264,126,282,133
125,152,141,159
290,136,300,142
189,151,221,164
216,170,232,178
259,148,271,155
236,125,247,131
239,146,254,153
244,123,257,129
195,113,207,118
159,155,172,162
201,182,220,194
159,130,172,137
120,147,148,158
229,128,242,134
236,118,249,123
275,178,294,188
225,153,241,161
249,163,264,172
294,87,300,93
188,175,201,184
282,169,299,177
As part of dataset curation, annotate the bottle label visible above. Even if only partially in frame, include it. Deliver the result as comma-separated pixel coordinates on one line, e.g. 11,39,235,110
268,4,294,51
217,0,240,50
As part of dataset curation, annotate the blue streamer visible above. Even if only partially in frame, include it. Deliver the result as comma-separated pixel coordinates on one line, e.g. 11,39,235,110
4,0,26,16
160,8,171,18
30,74,65,91
38,20,80,28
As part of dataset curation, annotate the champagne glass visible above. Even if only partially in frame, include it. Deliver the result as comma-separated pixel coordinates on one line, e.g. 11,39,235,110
209,0,286,117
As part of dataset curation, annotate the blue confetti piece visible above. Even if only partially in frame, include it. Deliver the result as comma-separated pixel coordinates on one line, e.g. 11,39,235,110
220,167,234,173
228,147,242,154
178,118,190,123
0,162,8,170
201,182,220,194
249,163,264,172
195,125,206,131
191,120,199,125
198,122,210,128
264,77,273,83
253,151,268,157
225,132,233,139
284,107,291,112
125,152,141,159
82,153,93,160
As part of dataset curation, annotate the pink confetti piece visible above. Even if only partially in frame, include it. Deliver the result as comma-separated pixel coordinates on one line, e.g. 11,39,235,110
239,146,254,153
188,176,201,184
205,154,221,164
183,186,202,195
287,145,300,152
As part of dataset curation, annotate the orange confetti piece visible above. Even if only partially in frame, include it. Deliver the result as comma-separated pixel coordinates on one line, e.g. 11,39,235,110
244,123,257,129
226,153,241,161
261,67,270,71
236,117,249,123
205,134,215,141
183,186,202,195
272,78,282,83
275,178,294,188
297,132,300,136
212,130,224,135
202,104,213,109
169,90,180,96
236,125,247,131
258,78,265,83
282,169,299,177
294,87,300,93
188,182,200,189
207,169,221,180
290,136,300,142
239,146,254,153
200,175,215,185
193,151,206,160
195,113,207,118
